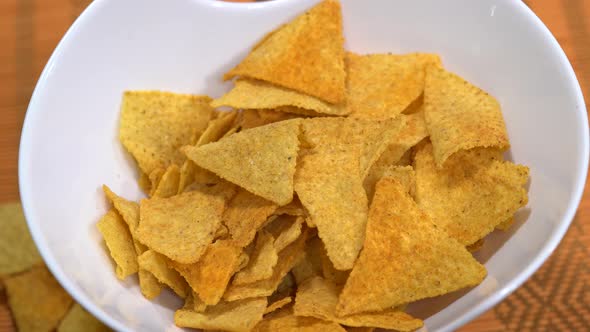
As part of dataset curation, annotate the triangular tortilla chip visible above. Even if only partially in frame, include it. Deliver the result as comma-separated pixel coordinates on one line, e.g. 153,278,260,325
253,308,346,332
364,165,416,202
233,231,279,285
294,149,368,270
346,52,441,119
237,109,301,130
148,167,165,197
212,79,348,116
295,277,423,331
0,203,42,275
152,164,180,198
138,250,188,298
413,143,529,245
337,178,486,315
119,91,213,175
223,189,279,246
97,209,138,280
423,65,510,166
264,215,304,252
102,185,140,232
224,0,346,104
183,119,301,205
196,111,239,146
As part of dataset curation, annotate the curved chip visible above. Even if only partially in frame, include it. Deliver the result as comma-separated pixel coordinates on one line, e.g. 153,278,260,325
253,308,346,332
233,231,279,285
97,209,138,280
138,250,188,298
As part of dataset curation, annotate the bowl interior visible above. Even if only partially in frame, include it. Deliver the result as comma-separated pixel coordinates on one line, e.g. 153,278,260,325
19,0,588,331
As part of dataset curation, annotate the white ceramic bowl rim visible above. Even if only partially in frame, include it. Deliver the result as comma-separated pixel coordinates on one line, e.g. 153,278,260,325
19,0,589,331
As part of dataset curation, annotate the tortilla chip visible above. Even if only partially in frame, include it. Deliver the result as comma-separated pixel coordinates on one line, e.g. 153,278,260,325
337,178,486,315
345,327,374,332
467,239,485,252
119,91,213,175
253,308,346,332
301,117,406,177
223,189,279,247
295,277,422,331
294,149,368,270
184,291,208,313
346,52,441,119
102,185,140,233
137,190,227,264
0,203,42,275
264,215,304,252
152,164,180,198
4,265,73,332
234,231,279,285
170,239,242,305
196,111,239,146
212,79,347,116
224,231,307,301
224,0,346,104
57,303,110,332
413,143,529,245
364,165,415,201
496,217,515,231
265,296,293,315
291,237,324,285
183,119,301,205
97,209,138,279
273,197,306,217
138,268,163,300
175,297,267,332
138,250,188,298
148,167,166,196
424,65,510,166
178,160,196,194
318,245,349,286
138,171,151,194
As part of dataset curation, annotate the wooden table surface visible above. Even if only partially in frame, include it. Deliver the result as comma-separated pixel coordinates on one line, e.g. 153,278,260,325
0,1,588,331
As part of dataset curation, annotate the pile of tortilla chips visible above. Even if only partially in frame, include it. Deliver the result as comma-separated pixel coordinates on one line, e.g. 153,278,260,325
99,0,529,331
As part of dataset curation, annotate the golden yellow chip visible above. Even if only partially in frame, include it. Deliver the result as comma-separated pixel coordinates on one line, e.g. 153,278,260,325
177,160,196,194
138,250,188,298
346,52,441,119
295,277,423,331
223,189,279,246
175,297,267,332
273,197,306,217
195,111,239,146
291,236,324,285
294,149,368,270
138,170,151,194
212,79,347,116
57,303,110,332
265,296,293,315
138,268,163,300
423,65,510,166
467,239,485,252
102,185,140,233
4,265,73,332
318,245,349,286
224,0,346,104
183,119,301,205
364,165,415,201
184,291,208,313
119,91,214,175
345,327,375,332
170,239,242,305
301,117,406,177
234,231,279,285
337,178,486,315
0,203,42,275
496,217,515,231
97,209,139,279
137,190,226,264
148,167,165,197
238,109,303,130
253,308,347,332
413,143,529,245
264,215,304,252
151,164,180,198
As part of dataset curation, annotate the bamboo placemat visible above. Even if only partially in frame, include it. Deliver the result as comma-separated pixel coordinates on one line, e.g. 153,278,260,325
0,0,588,331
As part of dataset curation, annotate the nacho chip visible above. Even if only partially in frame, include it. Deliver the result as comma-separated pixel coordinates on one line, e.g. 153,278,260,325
264,215,304,252
423,65,510,166
467,239,485,252
295,277,422,331
170,239,242,305
345,327,374,332
224,0,346,104
184,291,208,313
223,189,279,247
346,52,441,119
183,119,301,205
364,165,415,201
413,143,529,245
234,231,279,285
318,245,349,286
4,265,73,332
138,250,188,298
496,217,515,231
337,178,486,315
152,164,180,198
175,297,267,332
0,203,42,275
119,91,213,175
57,303,110,332
291,237,324,285
102,185,140,232
138,268,163,300
178,160,196,194
273,197,306,217
138,171,151,194
137,190,227,264
253,308,346,332
212,79,347,116
265,296,293,315
97,209,138,279
196,111,239,146
148,167,166,196
294,149,368,270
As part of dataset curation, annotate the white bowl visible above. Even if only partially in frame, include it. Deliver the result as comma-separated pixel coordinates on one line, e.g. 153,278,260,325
19,0,589,331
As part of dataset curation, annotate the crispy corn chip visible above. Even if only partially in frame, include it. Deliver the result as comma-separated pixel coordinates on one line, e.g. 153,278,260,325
414,143,529,245
0,203,42,275
294,149,368,270
291,237,324,285
138,250,188,298
175,297,267,332
234,231,279,285
138,171,151,194
184,291,208,313
97,209,138,279
467,239,485,252
57,303,110,332
337,178,486,315
152,164,180,198
318,245,349,286
253,308,346,332
496,217,515,231
178,160,196,194
424,65,510,166
265,296,293,315
137,190,227,264
224,0,346,104
273,197,306,217
346,52,441,119
223,189,279,246
264,215,304,252
364,165,415,201
102,185,140,233
148,167,165,197
119,91,213,175
295,277,423,331
170,239,242,305
5,265,73,332
196,111,239,146
138,268,163,300
212,79,347,116
183,119,301,205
